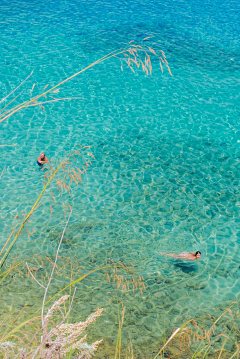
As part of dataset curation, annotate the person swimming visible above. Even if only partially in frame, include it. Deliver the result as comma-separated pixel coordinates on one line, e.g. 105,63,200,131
160,251,201,261
37,152,49,166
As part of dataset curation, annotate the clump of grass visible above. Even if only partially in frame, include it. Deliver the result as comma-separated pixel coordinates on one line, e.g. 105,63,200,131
0,241,144,358
0,211,104,359
152,301,240,359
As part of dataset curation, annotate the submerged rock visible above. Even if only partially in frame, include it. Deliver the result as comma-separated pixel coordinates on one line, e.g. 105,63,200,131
154,290,166,299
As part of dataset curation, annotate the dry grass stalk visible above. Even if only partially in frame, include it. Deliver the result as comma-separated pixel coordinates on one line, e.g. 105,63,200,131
0,71,33,106
0,144,16,147
153,328,187,359
0,42,171,125
114,305,126,359
125,336,134,359
105,263,145,295
0,167,5,180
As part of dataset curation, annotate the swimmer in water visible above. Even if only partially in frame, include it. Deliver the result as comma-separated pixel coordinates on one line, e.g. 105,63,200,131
37,152,49,166
160,251,201,261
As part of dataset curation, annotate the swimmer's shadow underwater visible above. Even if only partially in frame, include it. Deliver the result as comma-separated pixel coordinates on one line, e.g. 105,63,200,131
173,261,197,274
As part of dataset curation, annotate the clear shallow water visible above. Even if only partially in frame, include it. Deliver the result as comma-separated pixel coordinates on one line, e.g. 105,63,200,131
0,0,240,355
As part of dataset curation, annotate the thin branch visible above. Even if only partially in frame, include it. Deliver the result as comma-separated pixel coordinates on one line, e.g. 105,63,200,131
26,262,46,290
59,286,77,326
41,209,73,332
57,306,65,319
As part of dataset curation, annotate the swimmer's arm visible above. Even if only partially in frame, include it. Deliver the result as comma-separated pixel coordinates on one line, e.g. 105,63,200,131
41,157,49,164
38,157,49,164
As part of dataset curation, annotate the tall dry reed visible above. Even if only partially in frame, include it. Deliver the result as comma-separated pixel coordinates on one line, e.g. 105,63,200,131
0,41,171,126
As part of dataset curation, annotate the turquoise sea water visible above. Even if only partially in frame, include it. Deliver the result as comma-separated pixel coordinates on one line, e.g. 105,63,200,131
1,0,240,356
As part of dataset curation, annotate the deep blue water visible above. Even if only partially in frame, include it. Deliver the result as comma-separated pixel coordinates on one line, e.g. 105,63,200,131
0,0,240,355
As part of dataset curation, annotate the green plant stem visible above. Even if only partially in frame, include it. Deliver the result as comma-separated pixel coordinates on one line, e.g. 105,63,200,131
0,160,65,269
0,259,27,284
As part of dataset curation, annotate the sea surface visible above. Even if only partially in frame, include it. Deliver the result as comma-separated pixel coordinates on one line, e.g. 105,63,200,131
0,0,240,356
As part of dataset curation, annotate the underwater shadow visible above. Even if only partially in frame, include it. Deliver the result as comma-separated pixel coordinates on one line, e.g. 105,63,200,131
173,262,197,274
